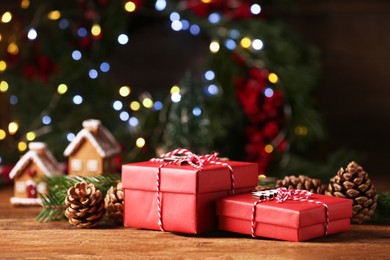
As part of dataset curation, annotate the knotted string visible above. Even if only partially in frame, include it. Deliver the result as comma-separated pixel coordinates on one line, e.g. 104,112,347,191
251,187,329,238
150,148,235,231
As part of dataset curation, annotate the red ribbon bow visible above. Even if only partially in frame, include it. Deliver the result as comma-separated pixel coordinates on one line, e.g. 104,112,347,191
251,188,329,238
150,148,235,231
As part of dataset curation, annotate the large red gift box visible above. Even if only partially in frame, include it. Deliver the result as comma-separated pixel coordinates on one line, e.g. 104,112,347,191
217,191,353,242
122,153,258,234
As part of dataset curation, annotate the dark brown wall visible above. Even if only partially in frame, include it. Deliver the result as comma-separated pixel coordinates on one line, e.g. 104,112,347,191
281,0,390,185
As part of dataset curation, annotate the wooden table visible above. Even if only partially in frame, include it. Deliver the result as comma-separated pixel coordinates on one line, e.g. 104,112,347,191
1,185,389,259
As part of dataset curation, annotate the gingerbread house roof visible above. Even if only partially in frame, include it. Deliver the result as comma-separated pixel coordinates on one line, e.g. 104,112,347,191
63,119,121,158
9,142,62,179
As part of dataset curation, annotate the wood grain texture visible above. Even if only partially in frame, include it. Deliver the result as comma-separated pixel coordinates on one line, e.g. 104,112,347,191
0,185,389,259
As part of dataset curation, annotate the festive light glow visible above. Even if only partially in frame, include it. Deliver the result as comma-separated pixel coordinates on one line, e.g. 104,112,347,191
209,41,220,53
119,86,131,97
72,50,82,60
208,13,221,24
7,42,19,55
130,101,141,111
21,0,30,9
225,39,237,51
264,144,274,153
124,1,137,12
0,129,6,140
1,12,12,23
0,34,2,41
207,84,219,95
0,60,7,71
155,0,167,11
100,62,110,72
181,20,190,30
73,95,83,105
129,117,139,127
59,19,69,29
240,37,251,48
42,115,51,125
225,39,236,50
192,107,202,117
201,0,212,3
170,85,180,94
294,126,308,136
136,137,146,148
268,73,279,83
89,69,98,79
204,70,215,81
189,24,200,35
120,111,130,121
153,101,163,110
91,24,102,36
264,88,274,98
250,4,262,15
113,100,123,111
252,39,263,50
66,132,75,142
48,10,61,20
77,27,88,37
171,93,181,103
8,122,19,135
26,132,36,141
18,142,27,152
0,81,9,92
10,95,18,105
57,83,68,94
27,28,37,40
169,12,180,22
171,20,182,31
142,98,153,108
229,29,240,39
118,34,129,45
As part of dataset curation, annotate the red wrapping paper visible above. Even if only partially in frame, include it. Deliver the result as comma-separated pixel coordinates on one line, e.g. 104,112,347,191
217,193,353,242
122,160,258,234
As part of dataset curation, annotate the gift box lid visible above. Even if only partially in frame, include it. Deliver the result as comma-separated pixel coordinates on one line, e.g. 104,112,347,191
122,161,258,194
217,193,353,229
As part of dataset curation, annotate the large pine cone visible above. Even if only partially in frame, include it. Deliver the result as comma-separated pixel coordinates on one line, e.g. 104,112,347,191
326,161,378,224
64,182,106,228
276,175,327,194
105,182,124,224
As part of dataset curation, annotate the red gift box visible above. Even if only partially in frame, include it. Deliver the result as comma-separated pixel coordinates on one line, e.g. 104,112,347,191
217,190,353,242
122,150,258,234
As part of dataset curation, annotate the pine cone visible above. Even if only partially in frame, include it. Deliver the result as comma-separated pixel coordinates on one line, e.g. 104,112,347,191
276,175,327,194
64,182,106,228
326,161,378,224
105,182,124,224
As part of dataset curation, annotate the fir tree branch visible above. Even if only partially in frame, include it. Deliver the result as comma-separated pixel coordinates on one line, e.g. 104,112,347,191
374,192,390,223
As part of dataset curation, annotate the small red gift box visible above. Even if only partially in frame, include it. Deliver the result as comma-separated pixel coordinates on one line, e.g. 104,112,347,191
217,189,353,242
122,149,258,234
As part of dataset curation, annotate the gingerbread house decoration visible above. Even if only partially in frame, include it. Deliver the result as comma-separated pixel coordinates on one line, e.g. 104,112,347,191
64,119,121,176
9,142,63,205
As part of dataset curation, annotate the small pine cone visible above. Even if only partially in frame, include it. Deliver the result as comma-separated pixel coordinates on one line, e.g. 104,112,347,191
105,182,124,224
326,161,378,224
64,182,106,228
276,175,327,194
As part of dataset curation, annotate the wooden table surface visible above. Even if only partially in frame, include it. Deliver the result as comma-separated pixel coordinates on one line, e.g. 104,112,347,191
0,185,389,259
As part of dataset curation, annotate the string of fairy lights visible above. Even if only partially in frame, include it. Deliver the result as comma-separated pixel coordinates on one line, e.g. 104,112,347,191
0,0,293,165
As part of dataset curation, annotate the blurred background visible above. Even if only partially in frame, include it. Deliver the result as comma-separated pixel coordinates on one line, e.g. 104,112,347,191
0,0,389,190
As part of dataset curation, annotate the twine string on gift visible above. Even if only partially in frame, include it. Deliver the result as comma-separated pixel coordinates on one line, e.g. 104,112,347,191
251,188,329,238
150,148,236,231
